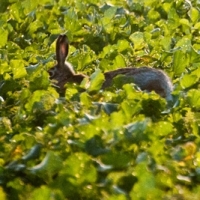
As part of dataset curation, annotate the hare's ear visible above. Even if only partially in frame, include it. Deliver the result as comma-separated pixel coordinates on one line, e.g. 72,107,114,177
56,34,69,66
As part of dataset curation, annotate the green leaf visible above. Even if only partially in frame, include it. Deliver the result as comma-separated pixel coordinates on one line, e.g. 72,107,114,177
106,194,127,200
175,36,191,52
190,47,200,63
147,9,160,22
101,6,117,34
124,119,151,143
0,188,6,200
131,162,163,199
65,86,79,100
28,20,44,34
101,152,131,169
141,95,166,117
121,100,141,119
87,69,105,92
110,111,126,128
167,7,180,29
30,186,52,200
129,32,145,50
29,151,63,181
0,0,9,13
180,74,198,89
76,47,94,70
172,50,189,75
80,92,91,107
179,18,190,28
104,6,117,19
187,89,200,109
160,36,172,50
85,135,108,156
10,59,27,79
64,8,81,33
0,28,8,48
30,186,65,200
25,90,56,113
29,70,50,91
153,121,173,136
0,61,10,75
189,7,199,23
116,40,130,52
64,153,97,185
113,54,126,68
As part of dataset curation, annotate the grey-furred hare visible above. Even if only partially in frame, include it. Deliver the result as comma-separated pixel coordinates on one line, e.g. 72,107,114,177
49,34,173,101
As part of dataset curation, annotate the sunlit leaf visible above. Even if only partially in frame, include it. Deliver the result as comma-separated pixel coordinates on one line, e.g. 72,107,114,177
189,7,199,23
179,18,190,27
131,162,163,199
180,74,198,89
172,50,189,75
80,92,91,107
117,40,130,52
121,100,141,119
0,187,6,200
168,7,180,29
0,28,8,48
187,89,200,109
87,69,105,92
110,111,125,128
175,36,191,52
129,32,145,50
104,6,117,19
25,90,56,113
29,70,50,91
153,121,173,136
189,48,200,64
113,54,126,68
30,186,65,200
147,9,160,22
64,8,81,33
64,152,97,184
10,59,27,79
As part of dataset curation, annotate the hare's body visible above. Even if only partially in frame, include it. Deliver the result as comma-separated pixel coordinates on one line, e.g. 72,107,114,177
103,67,173,100
49,34,173,101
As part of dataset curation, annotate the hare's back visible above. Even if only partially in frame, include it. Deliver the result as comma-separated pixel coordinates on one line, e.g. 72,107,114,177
103,67,173,99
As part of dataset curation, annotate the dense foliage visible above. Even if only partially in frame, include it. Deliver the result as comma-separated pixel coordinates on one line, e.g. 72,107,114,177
1,0,200,199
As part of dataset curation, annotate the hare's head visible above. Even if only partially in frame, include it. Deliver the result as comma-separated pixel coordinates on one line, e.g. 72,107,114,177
49,34,86,92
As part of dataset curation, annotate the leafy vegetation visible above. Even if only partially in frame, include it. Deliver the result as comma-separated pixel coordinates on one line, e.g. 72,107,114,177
1,0,200,199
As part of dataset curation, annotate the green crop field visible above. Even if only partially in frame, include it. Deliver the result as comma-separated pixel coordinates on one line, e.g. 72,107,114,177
1,0,200,199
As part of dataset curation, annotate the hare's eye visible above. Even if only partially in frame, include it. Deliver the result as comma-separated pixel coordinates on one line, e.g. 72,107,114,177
48,69,55,78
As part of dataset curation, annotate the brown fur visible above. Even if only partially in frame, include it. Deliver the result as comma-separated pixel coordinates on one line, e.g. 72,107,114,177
49,35,173,101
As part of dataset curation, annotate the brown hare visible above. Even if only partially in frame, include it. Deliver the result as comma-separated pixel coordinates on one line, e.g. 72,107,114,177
49,34,173,101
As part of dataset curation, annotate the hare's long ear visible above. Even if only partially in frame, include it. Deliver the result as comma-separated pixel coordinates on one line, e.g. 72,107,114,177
56,34,69,66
